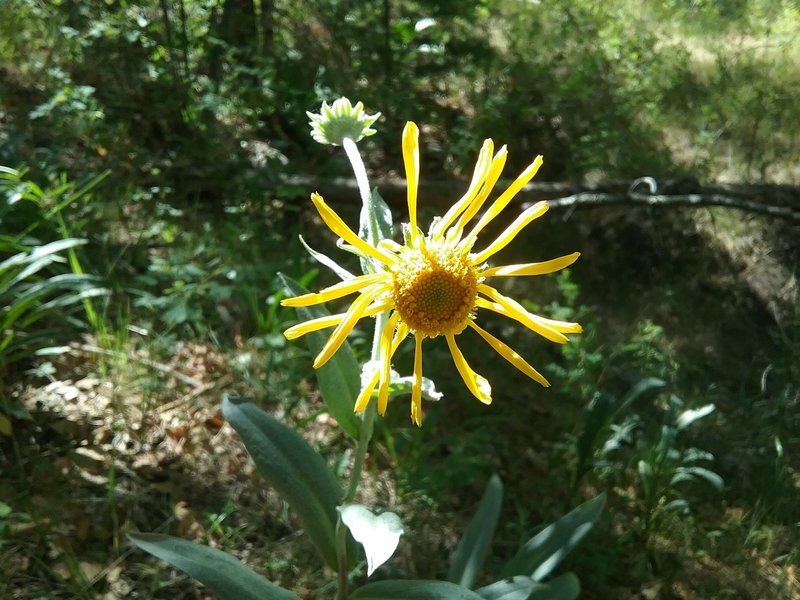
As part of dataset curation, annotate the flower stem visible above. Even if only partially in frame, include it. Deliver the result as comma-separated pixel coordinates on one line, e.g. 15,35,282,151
335,136,386,600
343,136,372,211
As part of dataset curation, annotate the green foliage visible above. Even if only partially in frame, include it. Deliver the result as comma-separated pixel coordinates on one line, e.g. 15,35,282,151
349,580,485,600
448,475,503,589
477,573,580,600
500,494,605,582
632,396,722,539
279,274,363,440
221,395,344,570
128,533,301,600
0,167,107,370
573,378,667,487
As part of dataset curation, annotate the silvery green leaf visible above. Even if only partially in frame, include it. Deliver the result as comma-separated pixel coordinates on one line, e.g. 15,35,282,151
360,189,393,247
360,361,443,405
682,448,714,464
358,189,393,274
671,466,724,491
501,494,605,582
339,504,404,576
129,533,300,600
661,499,691,514
222,396,342,569
676,404,716,430
393,375,443,402
279,275,362,439
477,572,580,600
448,475,503,588
527,572,581,600
298,234,355,281
350,580,485,600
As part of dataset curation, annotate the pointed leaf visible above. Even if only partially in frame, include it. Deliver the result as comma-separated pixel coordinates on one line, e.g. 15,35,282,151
476,576,536,600
358,189,393,274
527,573,580,600
671,466,724,491
299,234,355,281
476,572,579,600
618,377,667,413
501,494,605,582
448,475,503,588
350,580,485,600
675,404,715,430
222,396,342,569
129,533,300,600
278,273,361,439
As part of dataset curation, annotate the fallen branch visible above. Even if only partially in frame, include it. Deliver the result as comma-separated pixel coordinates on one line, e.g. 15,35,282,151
542,191,800,222
282,175,800,222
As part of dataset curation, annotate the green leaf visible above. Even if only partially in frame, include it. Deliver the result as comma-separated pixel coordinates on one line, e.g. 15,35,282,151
476,576,536,600
358,189,393,275
574,378,666,484
221,396,342,569
298,234,355,281
527,573,580,600
477,572,580,600
350,580,486,600
128,533,300,600
448,474,503,588
675,404,715,430
501,494,605,582
671,466,724,491
278,273,361,439
360,189,393,247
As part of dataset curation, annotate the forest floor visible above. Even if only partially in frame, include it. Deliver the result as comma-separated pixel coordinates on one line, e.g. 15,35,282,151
1,198,798,599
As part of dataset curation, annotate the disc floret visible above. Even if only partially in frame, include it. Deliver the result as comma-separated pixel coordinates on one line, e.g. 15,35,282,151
391,237,479,338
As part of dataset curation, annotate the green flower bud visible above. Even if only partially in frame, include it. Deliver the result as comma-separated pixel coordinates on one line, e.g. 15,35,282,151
307,97,380,146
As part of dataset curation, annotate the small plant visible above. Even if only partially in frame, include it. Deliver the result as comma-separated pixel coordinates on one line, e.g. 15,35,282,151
131,99,595,599
0,166,108,434
634,396,722,540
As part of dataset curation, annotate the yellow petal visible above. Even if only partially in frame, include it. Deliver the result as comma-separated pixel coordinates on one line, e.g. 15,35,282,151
410,333,424,425
450,146,508,240
445,333,492,404
281,273,387,307
313,288,383,368
468,321,550,387
354,369,380,414
311,193,396,265
284,314,342,340
463,155,544,244
377,313,400,413
353,319,409,414
432,139,494,237
482,252,580,278
471,201,549,265
477,285,568,344
402,122,420,241
534,315,583,334
283,299,393,340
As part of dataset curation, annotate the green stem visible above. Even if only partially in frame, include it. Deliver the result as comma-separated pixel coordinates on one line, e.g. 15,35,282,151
342,136,372,211
334,136,387,600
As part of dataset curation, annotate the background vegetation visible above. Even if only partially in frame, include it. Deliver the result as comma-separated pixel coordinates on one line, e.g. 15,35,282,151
1,0,798,598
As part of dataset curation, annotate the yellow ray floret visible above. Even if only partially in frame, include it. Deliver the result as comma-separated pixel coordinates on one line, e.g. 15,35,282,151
283,121,582,424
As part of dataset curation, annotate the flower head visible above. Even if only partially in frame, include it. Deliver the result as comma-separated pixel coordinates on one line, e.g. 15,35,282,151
283,122,581,425
307,97,381,146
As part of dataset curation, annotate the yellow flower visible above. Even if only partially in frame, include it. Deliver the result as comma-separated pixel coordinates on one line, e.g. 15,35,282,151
283,122,581,425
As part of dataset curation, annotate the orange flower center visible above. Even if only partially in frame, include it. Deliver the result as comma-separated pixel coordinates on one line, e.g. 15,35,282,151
391,238,478,338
